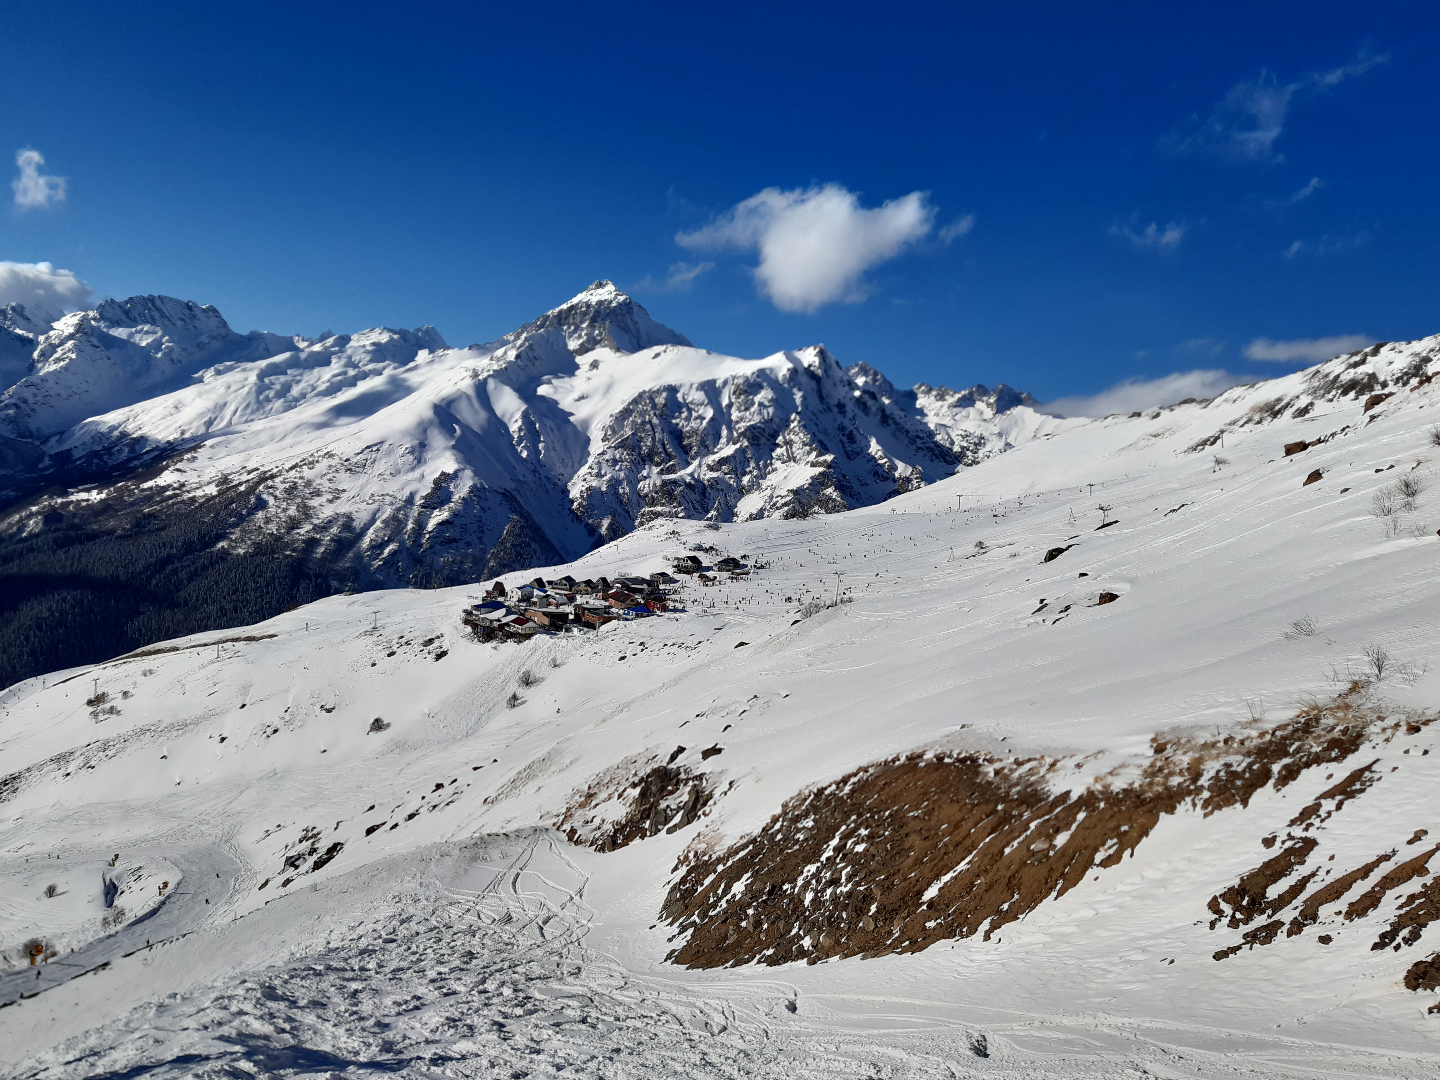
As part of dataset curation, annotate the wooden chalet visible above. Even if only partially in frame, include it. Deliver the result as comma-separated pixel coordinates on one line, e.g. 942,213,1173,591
579,606,615,628
525,608,569,630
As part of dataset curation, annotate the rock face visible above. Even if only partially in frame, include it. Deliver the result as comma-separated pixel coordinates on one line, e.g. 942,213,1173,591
0,280,1062,685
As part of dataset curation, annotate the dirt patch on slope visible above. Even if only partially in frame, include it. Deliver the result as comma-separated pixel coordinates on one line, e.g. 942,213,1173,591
1286,762,1379,831
1286,852,1394,937
1373,872,1440,952
661,688,1418,968
1208,838,1318,931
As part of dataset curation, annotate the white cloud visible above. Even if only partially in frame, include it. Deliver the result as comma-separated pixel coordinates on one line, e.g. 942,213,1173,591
1287,176,1322,203
676,183,935,313
1110,220,1186,250
1244,334,1372,363
938,214,975,243
12,149,67,210
1162,53,1385,162
1038,369,1252,418
0,261,92,322
634,261,714,293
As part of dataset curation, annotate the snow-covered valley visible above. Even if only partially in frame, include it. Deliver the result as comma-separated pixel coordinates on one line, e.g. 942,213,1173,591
2,331,1439,1076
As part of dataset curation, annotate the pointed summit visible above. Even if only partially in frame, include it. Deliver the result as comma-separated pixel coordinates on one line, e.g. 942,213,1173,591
511,280,691,355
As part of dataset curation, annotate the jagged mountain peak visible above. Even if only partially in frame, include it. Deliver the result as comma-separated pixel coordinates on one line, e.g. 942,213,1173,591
83,294,231,335
504,280,692,356
911,379,1037,415
0,302,52,338
849,361,1038,417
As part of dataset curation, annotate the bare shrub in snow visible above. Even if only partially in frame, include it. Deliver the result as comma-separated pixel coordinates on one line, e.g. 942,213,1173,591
101,905,127,930
42,883,58,898
1283,615,1320,639
518,670,542,688
506,691,525,709
1363,644,1391,682
1371,487,1403,535
797,595,854,620
367,717,390,734
1349,644,1428,686
1399,659,1431,685
1372,475,1424,533
1429,425,1440,447
1396,473,1424,507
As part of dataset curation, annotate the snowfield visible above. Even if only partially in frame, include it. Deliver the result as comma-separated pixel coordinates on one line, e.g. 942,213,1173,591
2,334,1440,1076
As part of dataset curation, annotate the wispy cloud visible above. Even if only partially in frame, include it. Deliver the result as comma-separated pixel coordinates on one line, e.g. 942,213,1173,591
1161,52,1386,162
12,149,67,210
0,261,91,321
1110,220,1186,251
937,214,975,243
1038,369,1252,418
1283,228,1372,259
1176,337,1227,355
677,183,935,313
1244,334,1372,363
1265,177,1324,208
1284,176,1323,203
633,261,714,293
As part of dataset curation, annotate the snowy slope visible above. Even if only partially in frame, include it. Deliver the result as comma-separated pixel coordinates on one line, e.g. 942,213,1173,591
2,333,1440,1076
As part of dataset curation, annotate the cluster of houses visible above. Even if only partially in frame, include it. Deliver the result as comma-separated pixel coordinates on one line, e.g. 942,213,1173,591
463,552,752,642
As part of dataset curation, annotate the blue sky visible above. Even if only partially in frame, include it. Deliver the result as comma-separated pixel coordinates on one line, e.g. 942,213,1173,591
2,1,1436,411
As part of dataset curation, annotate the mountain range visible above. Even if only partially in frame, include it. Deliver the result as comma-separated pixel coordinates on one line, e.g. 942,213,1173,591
0,281,1060,687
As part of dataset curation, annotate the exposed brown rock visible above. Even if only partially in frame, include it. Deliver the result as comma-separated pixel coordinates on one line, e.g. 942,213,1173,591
1287,851,1394,937
562,756,715,852
1363,392,1393,413
1286,761,1380,830
659,688,1408,968
1372,872,1440,951
1405,953,1440,991
1284,441,1310,456
1303,469,1324,487
1210,839,1317,929
1345,845,1440,922
1096,591,1120,605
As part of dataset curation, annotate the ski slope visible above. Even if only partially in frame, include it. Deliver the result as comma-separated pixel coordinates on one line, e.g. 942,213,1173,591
2,336,1439,1077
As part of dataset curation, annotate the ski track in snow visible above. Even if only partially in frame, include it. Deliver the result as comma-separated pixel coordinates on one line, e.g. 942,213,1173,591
11,832,1421,1080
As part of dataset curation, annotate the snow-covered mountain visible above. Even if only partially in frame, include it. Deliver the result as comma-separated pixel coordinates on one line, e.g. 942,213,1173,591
0,283,1064,687
0,281,1057,542
4,330,1440,1077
